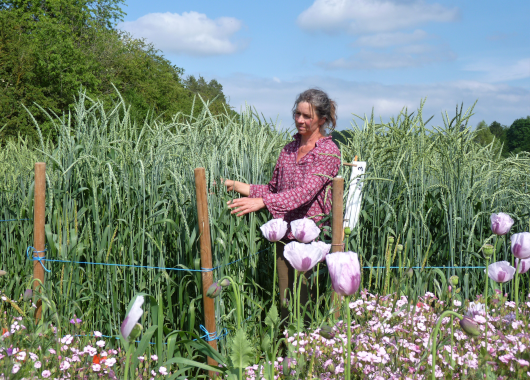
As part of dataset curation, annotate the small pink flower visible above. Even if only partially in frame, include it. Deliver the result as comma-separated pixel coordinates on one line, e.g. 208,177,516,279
92,363,101,371
151,354,158,361
12,364,20,373
34,361,42,368
94,331,103,337
42,370,51,378
96,340,106,348
60,360,71,370
159,366,168,375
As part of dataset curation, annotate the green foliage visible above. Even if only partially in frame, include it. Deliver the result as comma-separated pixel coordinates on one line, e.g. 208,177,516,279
0,0,232,143
507,116,530,154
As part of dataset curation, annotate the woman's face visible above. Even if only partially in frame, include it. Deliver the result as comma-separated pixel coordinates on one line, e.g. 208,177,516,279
294,102,325,137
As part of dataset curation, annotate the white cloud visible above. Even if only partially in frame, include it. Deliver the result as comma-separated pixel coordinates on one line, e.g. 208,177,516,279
221,75,529,130
320,43,455,69
354,30,428,47
119,11,245,56
464,58,530,82
297,0,459,35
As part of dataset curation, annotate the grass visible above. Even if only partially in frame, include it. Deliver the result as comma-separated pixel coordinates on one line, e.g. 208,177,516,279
0,93,529,367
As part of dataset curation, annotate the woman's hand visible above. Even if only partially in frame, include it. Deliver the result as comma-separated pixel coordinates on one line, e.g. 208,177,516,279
227,197,265,216
222,178,250,197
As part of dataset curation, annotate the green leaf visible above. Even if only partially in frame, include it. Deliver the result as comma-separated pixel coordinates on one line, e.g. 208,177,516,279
228,329,254,370
264,304,279,329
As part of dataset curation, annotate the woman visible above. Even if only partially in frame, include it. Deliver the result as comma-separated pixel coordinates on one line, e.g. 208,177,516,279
224,88,341,320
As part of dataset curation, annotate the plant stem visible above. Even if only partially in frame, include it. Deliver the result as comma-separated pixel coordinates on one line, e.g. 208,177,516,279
297,270,303,332
123,344,135,380
515,260,521,320
484,258,490,353
345,295,352,380
272,243,277,308
430,310,463,380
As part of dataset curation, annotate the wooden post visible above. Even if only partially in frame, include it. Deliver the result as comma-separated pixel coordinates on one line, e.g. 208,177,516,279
33,162,46,321
331,176,344,318
194,168,218,374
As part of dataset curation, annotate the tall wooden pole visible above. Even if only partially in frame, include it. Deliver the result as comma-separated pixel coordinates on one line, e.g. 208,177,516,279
33,162,46,321
331,176,344,318
194,168,218,374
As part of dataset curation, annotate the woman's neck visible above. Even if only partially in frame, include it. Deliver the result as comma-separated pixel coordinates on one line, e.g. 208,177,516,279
299,129,324,146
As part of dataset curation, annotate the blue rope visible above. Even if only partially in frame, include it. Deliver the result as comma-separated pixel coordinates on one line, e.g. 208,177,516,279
201,248,269,272
0,218,32,223
364,266,486,269
198,324,228,342
26,247,270,273
26,247,51,273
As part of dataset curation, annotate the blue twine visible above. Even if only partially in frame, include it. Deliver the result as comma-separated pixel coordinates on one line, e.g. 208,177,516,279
202,248,269,272
198,324,228,342
364,266,486,269
26,247,51,273
30,247,269,273
0,218,32,223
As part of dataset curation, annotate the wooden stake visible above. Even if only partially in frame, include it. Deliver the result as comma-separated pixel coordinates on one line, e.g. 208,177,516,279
331,176,344,318
33,162,46,321
194,168,218,373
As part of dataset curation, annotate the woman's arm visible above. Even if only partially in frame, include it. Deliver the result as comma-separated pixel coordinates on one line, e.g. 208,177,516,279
262,153,340,216
223,180,250,196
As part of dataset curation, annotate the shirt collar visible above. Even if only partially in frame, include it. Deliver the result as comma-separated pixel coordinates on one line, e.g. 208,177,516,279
292,133,331,147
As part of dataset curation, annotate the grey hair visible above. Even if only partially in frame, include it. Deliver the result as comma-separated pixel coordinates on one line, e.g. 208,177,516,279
292,88,337,134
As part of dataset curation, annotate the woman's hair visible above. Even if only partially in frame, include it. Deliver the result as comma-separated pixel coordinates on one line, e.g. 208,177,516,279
292,88,337,134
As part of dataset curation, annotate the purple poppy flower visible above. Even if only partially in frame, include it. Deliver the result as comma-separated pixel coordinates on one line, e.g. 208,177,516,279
311,241,331,262
260,219,288,242
290,218,320,243
486,261,515,283
121,296,144,340
283,241,323,272
515,257,530,274
325,251,361,296
511,232,530,260
490,213,514,236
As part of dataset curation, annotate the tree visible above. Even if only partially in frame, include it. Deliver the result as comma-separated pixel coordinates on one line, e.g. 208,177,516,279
507,116,530,154
488,121,509,156
0,1,232,143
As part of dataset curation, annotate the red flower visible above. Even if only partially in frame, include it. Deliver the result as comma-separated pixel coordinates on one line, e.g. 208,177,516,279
93,354,107,364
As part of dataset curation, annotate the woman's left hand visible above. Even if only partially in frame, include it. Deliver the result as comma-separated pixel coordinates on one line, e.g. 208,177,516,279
227,197,265,216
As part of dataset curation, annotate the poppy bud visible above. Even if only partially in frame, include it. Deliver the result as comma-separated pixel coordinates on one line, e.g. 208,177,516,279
483,244,494,260
459,316,480,337
448,285,452,293
219,278,231,287
129,323,143,340
206,282,222,298
405,268,414,279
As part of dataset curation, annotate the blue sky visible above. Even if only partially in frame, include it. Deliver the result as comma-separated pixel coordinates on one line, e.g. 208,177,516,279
119,0,530,131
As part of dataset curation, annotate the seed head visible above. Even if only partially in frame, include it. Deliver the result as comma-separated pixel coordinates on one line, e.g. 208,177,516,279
483,244,494,260
449,275,459,286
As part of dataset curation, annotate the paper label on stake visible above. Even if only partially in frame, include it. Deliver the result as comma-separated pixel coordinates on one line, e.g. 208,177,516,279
344,162,367,230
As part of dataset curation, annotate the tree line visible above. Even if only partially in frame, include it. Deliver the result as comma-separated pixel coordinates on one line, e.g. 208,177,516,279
0,0,232,143
474,117,530,156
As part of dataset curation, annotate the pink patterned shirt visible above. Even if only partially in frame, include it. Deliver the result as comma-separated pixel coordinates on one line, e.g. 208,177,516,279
249,133,341,240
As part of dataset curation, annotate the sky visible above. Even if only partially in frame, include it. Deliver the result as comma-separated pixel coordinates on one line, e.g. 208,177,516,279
119,0,530,131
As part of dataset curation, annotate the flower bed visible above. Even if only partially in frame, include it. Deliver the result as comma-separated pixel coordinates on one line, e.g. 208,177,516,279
245,290,530,379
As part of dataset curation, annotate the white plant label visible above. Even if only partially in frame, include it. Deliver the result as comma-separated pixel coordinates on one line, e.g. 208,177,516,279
344,162,367,230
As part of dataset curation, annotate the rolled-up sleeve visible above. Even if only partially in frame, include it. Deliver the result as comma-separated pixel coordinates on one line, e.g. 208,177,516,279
262,152,340,216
